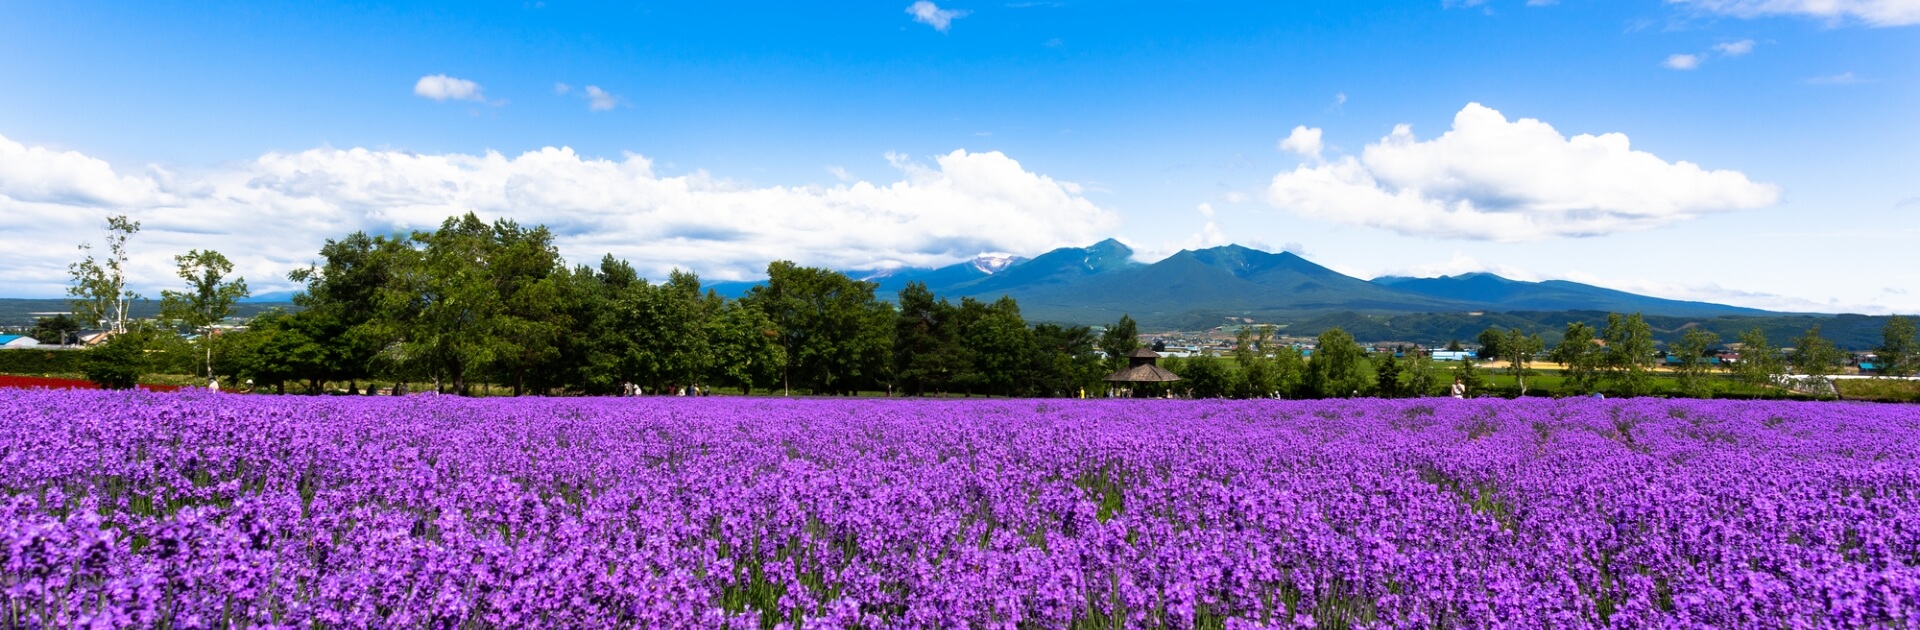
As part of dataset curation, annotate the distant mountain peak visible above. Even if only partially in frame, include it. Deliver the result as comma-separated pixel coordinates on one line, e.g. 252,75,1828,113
969,254,1022,274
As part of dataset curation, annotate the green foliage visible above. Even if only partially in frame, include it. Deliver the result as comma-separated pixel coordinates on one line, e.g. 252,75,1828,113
1734,327,1785,391
81,323,163,389
1099,314,1139,373
1602,313,1657,397
707,299,785,395
29,315,82,345
67,214,142,333
1170,355,1236,398
1307,328,1372,398
1477,327,1505,362
1399,350,1443,397
747,261,894,395
0,349,84,375
1672,327,1722,398
1372,351,1405,398
1790,324,1844,397
1879,316,1917,377
1501,328,1545,396
159,249,249,380
1451,359,1485,397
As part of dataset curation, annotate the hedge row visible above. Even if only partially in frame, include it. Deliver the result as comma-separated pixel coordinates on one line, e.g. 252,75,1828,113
0,349,85,375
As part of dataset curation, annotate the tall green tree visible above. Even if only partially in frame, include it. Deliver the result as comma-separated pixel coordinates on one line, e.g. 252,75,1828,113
1172,355,1236,398
1372,351,1405,398
1734,327,1785,393
1476,327,1506,362
81,321,162,389
1099,314,1140,373
1502,328,1545,396
1671,327,1722,398
1551,322,1603,395
289,231,413,390
1307,327,1372,398
958,296,1033,397
706,298,785,395
1879,316,1917,377
1790,324,1844,397
1400,349,1442,397
68,214,142,334
1602,313,1658,396
746,261,893,395
29,315,82,346
893,282,961,395
1028,323,1104,397
160,249,249,381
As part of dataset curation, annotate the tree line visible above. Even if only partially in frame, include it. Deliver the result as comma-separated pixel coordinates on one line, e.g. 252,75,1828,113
47,213,1920,399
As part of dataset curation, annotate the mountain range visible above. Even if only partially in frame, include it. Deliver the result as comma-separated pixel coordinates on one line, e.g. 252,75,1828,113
708,239,1768,330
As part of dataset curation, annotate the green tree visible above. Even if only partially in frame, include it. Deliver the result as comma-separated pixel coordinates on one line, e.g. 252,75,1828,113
1671,327,1722,398
1372,351,1405,398
1502,328,1546,396
1878,316,1917,377
29,315,82,346
1477,327,1506,362
746,261,894,395
1307,327,1372,398
1028,323,1104,398
215,310,326,394
81,321,160,389
1400,349,1442,397
1452,358,1485,397
1232,326,1280,399
159,249,249,382
893,282,961,395
1172,355,1235,398
706,298,785,395
1602,313,1657,397
1550,322,1603,395
1733,327,1785,393
959,296,1033,397
68,214,142,334
1790,324,1844,397
289,231,414,392
1099,314,1140,373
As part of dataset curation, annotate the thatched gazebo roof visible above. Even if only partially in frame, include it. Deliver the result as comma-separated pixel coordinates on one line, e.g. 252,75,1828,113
1103,348,1182,383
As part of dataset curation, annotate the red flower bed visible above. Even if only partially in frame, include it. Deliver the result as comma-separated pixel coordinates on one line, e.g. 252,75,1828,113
0,374,181,392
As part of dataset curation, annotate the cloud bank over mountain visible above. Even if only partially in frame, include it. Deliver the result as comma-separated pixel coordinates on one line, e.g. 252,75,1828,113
1266,103,1780,242
0,132,1119,297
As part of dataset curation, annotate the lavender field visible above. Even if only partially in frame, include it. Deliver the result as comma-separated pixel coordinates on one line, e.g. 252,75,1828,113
2,391,1917,628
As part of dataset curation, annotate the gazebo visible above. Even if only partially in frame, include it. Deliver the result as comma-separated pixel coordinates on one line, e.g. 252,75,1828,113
1103,348,1181,396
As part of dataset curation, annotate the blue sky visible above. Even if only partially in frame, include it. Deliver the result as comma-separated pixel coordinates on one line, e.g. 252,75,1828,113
0,1,1915,313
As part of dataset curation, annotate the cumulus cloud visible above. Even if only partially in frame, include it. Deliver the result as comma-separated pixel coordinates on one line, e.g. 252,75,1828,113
413,74,487,102
1278,126,1324,160
1668,0,1920,26
1264,103,1780,241
0,132,1120,297
906,1,969,31
1664,53,1702,70
1714,39,1757,55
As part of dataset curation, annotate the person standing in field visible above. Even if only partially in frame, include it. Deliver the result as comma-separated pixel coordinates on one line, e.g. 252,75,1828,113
1450,377,1466,399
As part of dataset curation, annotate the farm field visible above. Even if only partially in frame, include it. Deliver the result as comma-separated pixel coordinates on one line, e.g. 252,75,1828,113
2,392,1917,628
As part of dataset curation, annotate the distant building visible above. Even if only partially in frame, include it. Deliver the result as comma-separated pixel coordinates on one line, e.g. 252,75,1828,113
1431,350,1474,362
0,334,41,349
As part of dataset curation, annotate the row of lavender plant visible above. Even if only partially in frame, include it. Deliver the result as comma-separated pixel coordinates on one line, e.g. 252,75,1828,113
2,390,1916,628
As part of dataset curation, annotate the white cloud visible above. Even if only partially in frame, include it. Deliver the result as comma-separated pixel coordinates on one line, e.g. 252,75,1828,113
1807,71,1864,84
583,85,622,111
1196,202,1215,218
1668,0,1920,26
1278,126,1324,160
1264,103,1780,241
413,74,487,103
553,82,572,95
827,166,855,182
1221,191,1248,204
1664,53,1703,69
906,1,969,32
0,131,1120,296
1714,39,1757,55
